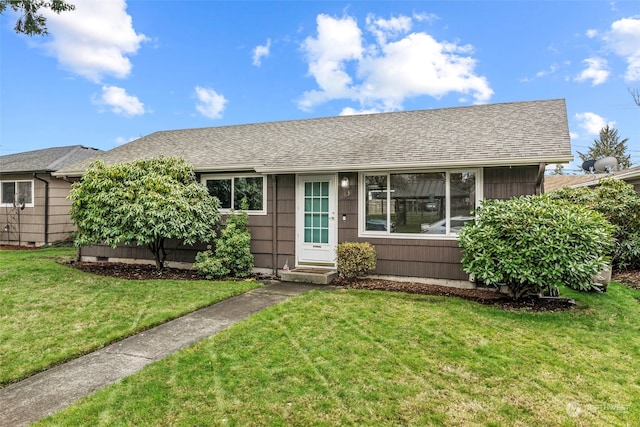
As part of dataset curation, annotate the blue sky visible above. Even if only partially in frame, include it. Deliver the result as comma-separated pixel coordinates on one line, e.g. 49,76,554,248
1,1,639,173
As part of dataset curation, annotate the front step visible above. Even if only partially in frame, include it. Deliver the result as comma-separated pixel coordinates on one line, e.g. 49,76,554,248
280,268,338,285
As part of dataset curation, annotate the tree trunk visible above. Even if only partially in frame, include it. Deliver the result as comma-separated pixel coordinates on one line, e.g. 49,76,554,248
148,238,166,270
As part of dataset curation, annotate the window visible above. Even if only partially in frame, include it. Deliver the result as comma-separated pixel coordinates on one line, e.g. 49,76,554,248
361,171,479,237
202,174,266,214
0,180,34,208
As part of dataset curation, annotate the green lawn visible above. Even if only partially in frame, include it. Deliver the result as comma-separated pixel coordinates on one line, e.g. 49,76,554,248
0,247,261,386
37,281,640,426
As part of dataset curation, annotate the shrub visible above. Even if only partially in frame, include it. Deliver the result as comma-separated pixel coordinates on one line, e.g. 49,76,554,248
337,242,377,280
459,195,613,297
194,200,254,279
549,178,640,270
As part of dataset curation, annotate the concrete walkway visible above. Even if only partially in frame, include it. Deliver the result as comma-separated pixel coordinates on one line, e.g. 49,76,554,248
0,282,328,427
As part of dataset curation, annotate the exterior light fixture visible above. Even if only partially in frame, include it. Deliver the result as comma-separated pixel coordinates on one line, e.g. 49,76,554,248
340,176,350,189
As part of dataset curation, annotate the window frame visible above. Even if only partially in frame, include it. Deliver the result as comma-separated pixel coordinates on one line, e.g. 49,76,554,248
358,169,482,239
0,180,34,208
200,173,267,215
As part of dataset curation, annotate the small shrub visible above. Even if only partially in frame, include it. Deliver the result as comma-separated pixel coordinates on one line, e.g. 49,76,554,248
194,200,254,279
337,242,377,280
459,195,613,297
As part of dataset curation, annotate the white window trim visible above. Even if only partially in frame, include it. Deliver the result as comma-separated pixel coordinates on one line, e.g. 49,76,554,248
358,169,483,240
200,173,267,215
0,180,35,208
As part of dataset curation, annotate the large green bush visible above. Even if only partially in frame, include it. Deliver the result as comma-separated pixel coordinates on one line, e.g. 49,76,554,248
336,242,377,281
459,195,613,297
69,157,220,270
549,178,640,270
194,200,254,279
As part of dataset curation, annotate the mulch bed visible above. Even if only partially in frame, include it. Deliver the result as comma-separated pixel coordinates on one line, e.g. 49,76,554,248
5,244,639,312
66,261,581,312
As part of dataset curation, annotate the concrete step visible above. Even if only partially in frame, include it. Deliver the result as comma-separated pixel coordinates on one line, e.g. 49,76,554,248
280,268,338,285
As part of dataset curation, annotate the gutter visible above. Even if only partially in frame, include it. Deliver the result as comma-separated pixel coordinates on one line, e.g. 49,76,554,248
33,173,50,245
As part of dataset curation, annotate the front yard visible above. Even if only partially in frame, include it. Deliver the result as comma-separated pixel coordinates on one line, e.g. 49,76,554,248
0,247,261,386
3,247,639,425
38,277,640,425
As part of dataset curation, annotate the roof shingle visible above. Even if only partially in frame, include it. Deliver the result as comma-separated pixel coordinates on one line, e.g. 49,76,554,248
55,99,572,176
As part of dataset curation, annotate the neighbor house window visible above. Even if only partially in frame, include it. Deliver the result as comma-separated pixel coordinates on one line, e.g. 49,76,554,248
0,180,34,208
202,174,266,214
361,170,479,237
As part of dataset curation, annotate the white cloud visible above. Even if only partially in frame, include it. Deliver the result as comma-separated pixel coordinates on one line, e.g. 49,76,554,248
574,57,610,85
298,13,493,112
299,14,363,110
366,13,413,45
575,112,614,135
195,86,227,119
41,0,148,82
339,107,382,116
604,17,640,81
252,38,272,67
586,29,598,38
93,86,145,117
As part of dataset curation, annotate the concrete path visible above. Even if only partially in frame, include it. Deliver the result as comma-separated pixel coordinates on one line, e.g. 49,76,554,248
0,282,328,427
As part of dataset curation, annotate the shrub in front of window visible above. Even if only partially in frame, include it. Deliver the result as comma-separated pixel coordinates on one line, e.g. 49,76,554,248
336,242,377,281
69,157,220,270
458,195,613,297
194,200,254,279
549,178,640,270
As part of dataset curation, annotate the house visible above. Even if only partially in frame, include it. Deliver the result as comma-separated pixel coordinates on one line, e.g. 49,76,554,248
0,145,102,246
54,99,572,286
545,166,640,194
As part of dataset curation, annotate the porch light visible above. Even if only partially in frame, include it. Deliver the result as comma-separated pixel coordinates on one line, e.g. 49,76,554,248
340,176,350,189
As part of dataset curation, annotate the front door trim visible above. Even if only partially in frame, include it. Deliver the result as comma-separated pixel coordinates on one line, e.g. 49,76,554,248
295,174,338,269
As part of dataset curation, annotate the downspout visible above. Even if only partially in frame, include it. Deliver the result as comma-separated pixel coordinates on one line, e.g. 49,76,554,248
536,163,546,195
271,175,278,276
33,173,49,245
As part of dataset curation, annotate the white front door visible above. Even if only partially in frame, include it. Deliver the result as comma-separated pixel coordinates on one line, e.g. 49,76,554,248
296,175,338,268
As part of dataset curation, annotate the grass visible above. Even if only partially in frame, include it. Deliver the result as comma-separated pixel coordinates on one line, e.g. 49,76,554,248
37,280,640,426
0,247,261,386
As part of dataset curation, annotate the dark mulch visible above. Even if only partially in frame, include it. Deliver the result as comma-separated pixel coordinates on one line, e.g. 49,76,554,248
70,261,204,280
612,270,640,290
7,247,638,312
339,278,576,312
66,261,576,312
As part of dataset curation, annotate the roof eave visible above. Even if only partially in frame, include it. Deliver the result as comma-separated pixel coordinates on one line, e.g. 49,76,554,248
255,156,574,174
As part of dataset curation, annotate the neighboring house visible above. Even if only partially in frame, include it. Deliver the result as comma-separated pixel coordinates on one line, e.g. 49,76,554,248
545,165,640,193
0,145,103,246
54,99,572,286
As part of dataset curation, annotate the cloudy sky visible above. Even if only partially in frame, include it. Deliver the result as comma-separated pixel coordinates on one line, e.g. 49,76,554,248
1,0,639,172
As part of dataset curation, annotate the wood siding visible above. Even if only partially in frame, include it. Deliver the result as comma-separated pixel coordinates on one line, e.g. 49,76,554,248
336,167,538,281
77,166,538,281
0,173,76,246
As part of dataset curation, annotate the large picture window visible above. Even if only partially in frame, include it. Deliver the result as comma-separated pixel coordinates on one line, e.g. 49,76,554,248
362,171,479,237
0,180,34,208
202,174,266,214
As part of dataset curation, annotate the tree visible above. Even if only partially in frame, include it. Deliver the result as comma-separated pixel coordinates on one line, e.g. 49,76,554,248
577,125,631,172
551,164,565,175
69,157,221,270
630,87,640,107
0,0,75,36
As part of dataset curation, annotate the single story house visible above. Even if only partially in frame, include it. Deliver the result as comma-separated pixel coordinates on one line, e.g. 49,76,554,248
0,145,102,246
55,99,572,286
545,166,640,194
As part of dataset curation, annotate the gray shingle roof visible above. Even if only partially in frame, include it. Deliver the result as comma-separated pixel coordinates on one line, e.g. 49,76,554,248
54,99,572,177
0,146,103,173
